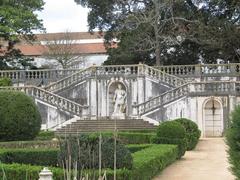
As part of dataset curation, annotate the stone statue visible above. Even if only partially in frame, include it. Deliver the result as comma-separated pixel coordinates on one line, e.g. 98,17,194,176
112,84,126,118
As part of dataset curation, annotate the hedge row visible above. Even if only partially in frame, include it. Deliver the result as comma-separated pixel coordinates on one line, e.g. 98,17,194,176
0,144,178,179
0,140,59,149
131,144,178,179
0,148,59,167
35,131,55,141
0,163,131,180
126,144,153,153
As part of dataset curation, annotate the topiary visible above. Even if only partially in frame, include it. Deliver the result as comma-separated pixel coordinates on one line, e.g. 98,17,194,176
226,106,240,179
58,134,133,173
0,91,41,141
174,118,201,150
153,121,187,158
0,78,12,86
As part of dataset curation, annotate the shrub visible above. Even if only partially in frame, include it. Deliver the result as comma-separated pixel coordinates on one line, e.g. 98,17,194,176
58,134,133,172
0,78,12,86
153,121,187,158
0,91,41,141
35,131,55,141
226,106,240,179
174,118,201,150
0,148,58,166
132,144,178,179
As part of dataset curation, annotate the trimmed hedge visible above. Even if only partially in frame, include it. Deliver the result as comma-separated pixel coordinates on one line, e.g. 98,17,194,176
0,140,59,149
0,78,11,86
174,118,201,150
226,106,240,179
126,144,152,153
0,163,131,180
153,121,187,158
0,91,41,141
0,144,178,179
35,131,55,141
131,144,178,179
0,148,58,166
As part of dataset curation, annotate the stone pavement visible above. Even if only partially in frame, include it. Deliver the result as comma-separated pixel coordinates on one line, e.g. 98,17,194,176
153,138,235,180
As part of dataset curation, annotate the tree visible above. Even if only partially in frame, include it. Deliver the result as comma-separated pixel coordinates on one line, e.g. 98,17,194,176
0,0,44,69
44,31,84,69
76,0,240,65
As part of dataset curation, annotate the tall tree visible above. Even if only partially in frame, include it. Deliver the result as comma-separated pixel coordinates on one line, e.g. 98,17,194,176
0,0,44,69
76,0,240,65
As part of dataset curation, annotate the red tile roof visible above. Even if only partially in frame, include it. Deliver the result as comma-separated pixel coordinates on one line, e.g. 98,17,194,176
15,43,108,56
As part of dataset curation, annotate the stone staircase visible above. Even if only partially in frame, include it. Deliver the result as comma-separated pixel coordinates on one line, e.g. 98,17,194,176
55,118,156,135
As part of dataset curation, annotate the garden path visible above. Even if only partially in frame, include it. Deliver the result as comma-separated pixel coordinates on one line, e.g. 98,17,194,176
153,138,235,180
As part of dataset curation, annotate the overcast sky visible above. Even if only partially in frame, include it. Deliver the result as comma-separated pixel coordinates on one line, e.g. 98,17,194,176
37,0,89,33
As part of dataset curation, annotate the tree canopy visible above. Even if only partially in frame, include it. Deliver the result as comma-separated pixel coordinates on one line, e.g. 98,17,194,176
75,0,240,65
0,0,44,69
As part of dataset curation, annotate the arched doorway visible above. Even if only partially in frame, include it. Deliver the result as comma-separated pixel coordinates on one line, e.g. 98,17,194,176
204,99,223,137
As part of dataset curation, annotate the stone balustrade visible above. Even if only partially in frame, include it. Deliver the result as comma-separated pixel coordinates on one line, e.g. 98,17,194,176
134,81,240,116
45,67,93,92
157,63,240,77
0,86,88,117
0,69,80,83
134,83,189,115
141,65,187,87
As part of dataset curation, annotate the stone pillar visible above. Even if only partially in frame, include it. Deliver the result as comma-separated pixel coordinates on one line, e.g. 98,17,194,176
39,167,53,180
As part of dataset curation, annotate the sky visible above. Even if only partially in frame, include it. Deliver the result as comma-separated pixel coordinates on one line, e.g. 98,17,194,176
37,0,89,33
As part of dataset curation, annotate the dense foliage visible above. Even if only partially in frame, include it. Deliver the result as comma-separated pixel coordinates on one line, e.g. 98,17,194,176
0,0,44,69
0,78,11,86
0,148,58,166
76,0,240,65
153,121,187,158
226,106,240,179
58,134,133,171
0,91,41,141
174,118,201,150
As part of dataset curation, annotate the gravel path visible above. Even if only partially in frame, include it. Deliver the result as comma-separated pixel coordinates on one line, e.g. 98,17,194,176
153,138,235,180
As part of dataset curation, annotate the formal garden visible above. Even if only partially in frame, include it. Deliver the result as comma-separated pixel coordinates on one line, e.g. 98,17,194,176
0,84,202,180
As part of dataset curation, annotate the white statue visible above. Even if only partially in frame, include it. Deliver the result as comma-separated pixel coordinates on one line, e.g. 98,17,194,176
112,84,126,118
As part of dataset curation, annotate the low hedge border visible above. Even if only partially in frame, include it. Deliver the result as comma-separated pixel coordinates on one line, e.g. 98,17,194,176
0,163,131,180
0,140,59,149
0,144,178,179
0,148,59,167
131,144,178,179
126,144,153,153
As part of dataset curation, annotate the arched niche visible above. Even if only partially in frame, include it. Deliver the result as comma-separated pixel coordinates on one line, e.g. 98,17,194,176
108,81,127,118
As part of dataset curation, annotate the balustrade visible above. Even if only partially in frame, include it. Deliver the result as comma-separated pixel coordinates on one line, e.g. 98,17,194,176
0,86,87,116
0,69,79,82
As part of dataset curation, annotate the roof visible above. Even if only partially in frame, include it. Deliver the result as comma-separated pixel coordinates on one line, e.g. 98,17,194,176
15,43,108,56
35,31,104,41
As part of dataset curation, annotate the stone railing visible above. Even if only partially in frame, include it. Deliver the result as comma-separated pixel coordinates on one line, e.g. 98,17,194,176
0,69,80,83
0,86,88,116
134,81,240,116
157,63,240,77
190,81,240,96
45,67,93,92
141,65,187,87
134,83,189,115
45,64,184,93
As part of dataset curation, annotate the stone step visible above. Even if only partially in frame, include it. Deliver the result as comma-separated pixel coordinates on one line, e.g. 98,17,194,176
55,118,156,135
